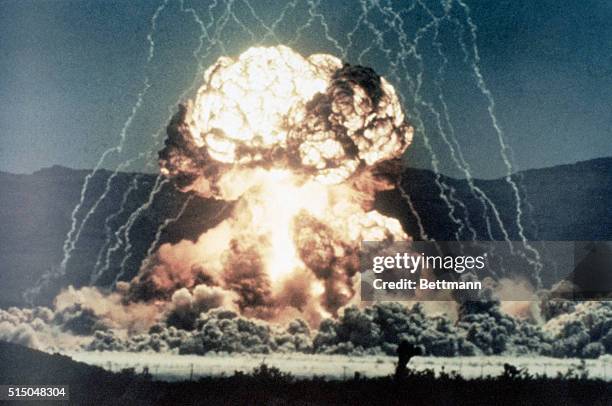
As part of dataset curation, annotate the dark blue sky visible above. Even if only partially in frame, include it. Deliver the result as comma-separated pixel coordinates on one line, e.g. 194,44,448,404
0,0,610,178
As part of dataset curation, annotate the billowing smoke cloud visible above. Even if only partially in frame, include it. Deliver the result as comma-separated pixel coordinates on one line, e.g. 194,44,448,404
78,301,612,359
127,45,413,322
159,46,410,191
165,285,239,330
543,301,612,358
0,306,85,351
86,308,313,354
3,286,612,359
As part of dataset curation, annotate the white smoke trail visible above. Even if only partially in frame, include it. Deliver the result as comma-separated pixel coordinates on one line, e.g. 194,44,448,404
103,177,169,286
455,0,543,284
122,194,197,286
363,0,535,278
59,0,169,271
90,173,146,284
381,1,467,241
346,0,463,242
24,1,171,304
92,0,228,285
110,0,247,282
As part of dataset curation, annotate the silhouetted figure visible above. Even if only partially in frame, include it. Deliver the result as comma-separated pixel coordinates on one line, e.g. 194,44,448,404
141,366,152,381
502,363,524,379
395,340,422,380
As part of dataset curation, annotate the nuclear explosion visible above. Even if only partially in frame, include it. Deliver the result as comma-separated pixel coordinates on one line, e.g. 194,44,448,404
128,45,414,322
2,1,610,403
2,44,610,366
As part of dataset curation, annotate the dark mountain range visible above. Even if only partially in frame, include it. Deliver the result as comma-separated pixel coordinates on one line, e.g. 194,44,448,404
375,158,612,242
1,158,611,307
0,340,145,403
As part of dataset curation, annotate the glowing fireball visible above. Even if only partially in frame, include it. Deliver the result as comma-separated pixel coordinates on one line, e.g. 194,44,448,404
143,45,413,323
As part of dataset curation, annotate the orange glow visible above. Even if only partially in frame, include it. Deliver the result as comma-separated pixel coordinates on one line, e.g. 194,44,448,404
151,45,413,320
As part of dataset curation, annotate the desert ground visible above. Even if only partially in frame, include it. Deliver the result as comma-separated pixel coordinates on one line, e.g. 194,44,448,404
65,351,612,382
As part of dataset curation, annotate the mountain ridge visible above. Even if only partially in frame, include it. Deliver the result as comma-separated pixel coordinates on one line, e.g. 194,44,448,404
1,157,611,307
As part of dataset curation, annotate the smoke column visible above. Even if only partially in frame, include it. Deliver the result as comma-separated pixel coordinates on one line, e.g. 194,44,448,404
130,45,413,323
